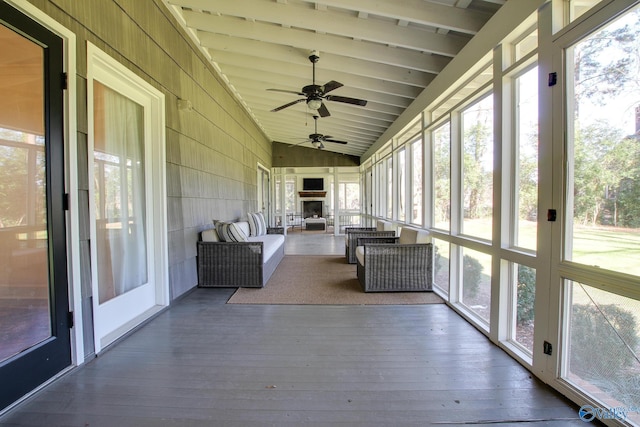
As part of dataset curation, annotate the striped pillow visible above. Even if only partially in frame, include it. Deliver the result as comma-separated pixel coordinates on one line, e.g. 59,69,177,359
216,221,248,242
247,212,267,236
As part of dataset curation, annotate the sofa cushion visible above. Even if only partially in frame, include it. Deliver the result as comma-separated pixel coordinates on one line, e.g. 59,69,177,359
216,221,248,242
248,234,285,263
247,212,267,236
235,221,251,237
201,229,220,242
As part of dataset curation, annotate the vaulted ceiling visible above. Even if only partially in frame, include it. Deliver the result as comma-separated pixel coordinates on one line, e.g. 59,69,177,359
163,0,506,157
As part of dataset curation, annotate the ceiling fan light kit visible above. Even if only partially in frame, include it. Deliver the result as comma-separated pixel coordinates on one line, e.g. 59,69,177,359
288,115,348,150
306,97,322,110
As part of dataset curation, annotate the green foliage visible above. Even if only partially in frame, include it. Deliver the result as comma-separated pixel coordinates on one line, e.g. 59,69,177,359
433,125,451,224
570,304,639,378
462,255,483,299
572,10,640,228
575,9,640,103
463,121,492,219
572,123,640,227
0,134,46,228
617,176,640,227
517,265,536,324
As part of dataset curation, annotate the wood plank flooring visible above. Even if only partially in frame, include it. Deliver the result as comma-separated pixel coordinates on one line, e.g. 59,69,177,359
0,288,587,426
0,234,590,426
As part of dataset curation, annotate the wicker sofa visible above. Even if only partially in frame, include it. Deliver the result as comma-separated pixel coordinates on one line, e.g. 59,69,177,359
355,227,433,292
197,221,285,288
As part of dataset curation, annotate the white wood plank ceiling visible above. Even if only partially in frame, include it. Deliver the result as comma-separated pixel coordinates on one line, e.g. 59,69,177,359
163,0,505,157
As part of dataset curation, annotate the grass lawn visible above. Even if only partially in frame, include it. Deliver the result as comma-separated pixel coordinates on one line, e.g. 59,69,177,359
572,225,640,276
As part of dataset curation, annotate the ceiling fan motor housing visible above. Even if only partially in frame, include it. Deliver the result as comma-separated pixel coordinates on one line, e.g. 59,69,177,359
302,84,323,97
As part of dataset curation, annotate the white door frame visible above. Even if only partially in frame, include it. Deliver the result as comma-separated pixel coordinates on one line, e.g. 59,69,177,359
87,42,168,353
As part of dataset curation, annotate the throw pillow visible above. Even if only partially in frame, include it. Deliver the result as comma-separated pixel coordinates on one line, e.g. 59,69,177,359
216,221,248,242
247,212,267,236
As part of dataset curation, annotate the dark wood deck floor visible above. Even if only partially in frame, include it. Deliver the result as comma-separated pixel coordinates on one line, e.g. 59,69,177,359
0,287,587,426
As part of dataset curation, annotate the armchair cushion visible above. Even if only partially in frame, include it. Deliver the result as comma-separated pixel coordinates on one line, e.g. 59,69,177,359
376,220,393,231
398,227,430,245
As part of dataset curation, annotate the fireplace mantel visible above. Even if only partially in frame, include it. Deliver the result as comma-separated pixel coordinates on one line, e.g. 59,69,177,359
299,191,326,198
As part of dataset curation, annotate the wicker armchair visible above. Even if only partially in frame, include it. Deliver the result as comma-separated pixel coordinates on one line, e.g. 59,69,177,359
344,220,395,264
355,228,433,292
345,229,395,264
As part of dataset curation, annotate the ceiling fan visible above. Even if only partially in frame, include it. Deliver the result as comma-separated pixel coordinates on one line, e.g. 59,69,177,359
290,115,348,150
268,50,367,118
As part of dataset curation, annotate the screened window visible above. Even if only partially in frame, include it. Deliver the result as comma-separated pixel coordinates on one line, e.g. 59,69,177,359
398,149,406,222
339,182,360,210
433,122,451,231
461,247,492,325
387,157,393,219
462,96,494,241
433,239,450,296
514,67,539,251
510,262,536,354
285,178,295,213
411,139,423,225
564,281,640,424
566,8,640,278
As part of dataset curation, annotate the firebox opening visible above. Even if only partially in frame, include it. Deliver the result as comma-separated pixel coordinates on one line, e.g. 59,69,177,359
302,201,323,218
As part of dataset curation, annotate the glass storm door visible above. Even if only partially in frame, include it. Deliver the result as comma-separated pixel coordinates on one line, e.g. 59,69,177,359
0,4,71,412
91,81,156,352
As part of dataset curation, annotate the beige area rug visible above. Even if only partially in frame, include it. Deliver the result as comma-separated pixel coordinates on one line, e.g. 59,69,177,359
227,255,444,305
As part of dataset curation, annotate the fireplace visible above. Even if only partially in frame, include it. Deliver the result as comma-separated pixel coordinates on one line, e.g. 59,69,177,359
302,201,323,218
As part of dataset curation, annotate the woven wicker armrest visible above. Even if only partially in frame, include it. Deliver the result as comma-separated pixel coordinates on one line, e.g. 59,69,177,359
356,236,399,246
197,241,264,288
358,243,433,292
345,227,376,234
267,227,285,235
345,230,396,264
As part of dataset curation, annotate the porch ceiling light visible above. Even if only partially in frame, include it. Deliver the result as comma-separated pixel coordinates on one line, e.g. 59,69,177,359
307,97,322,110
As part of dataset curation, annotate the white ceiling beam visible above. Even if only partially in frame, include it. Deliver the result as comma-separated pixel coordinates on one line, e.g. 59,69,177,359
207,47,433,88
300,0,491,34
202,35,439,86
214,62,422,104
178,3,468,57
195,21,451,74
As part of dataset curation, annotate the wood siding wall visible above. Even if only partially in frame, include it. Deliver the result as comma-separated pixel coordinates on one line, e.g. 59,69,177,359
24,0,273,357
273,142,360,168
